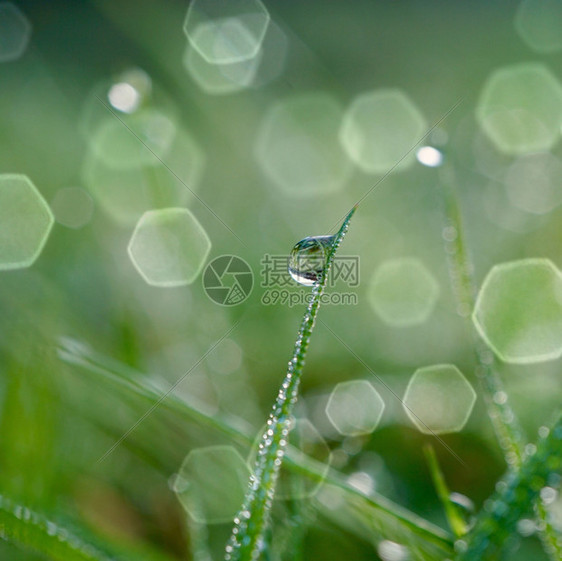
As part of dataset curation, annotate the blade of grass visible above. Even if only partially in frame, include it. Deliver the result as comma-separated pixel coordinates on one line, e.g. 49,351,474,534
459,412,562,560
439,164,524,463
423,444,468,538
438,163,561,556
0,493,175,561
223,206,357,560
316,480,453,561
58,331,454,558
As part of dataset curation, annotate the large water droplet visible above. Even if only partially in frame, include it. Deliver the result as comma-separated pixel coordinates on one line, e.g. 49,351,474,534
288,235,335,286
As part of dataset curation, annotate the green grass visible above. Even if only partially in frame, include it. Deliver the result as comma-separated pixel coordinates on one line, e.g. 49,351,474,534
1,3,562,561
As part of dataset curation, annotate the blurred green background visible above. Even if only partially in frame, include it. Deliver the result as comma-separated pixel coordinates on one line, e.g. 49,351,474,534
1,0,562,559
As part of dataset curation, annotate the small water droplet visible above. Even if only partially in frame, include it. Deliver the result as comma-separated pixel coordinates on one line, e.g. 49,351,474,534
540,486,558,505
377,539,410,561
524,443,537,456
538,425,550,438
493,391,508,405
517,518,536,537
288,235,335,286
454,539,468,554
449,492,475,513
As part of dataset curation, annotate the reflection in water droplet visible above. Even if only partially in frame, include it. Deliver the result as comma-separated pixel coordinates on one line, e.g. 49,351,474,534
288,235,335,286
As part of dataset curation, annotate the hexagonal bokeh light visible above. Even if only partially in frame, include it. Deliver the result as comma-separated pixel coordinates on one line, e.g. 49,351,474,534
339,89,427,174
183,0,270,64
515,0,562,54
326,380,385,437
403,364,476,435
368,258,440,327
173,445,250,524
473,258,562,364
89,109,177,170
476,63,562,155
83,129,204,226
0,174,54,270
256,93,353,198
50,187,94,229
128,208,211,287
183,42,262,95
503,152,562,215
0,3,31,63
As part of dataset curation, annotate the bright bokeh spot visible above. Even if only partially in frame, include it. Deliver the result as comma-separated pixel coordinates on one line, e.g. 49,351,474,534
473,258,562,364
248,418,331,499
256,93,353,198
476,63,562,155
339,89,427,174
416,146,444,168
503,152,562,215
83,129,204,225
183,43,261,95
50,187,94,229
183,0,270,64
173,445,250,524
0,3,31,63
128,208,211,287
368,258,439,327
89,109,176,170
403,364,476,435
325,380,385,437
80,69,152,139
108,82,141,114
515,0,562,53
0,174,54,270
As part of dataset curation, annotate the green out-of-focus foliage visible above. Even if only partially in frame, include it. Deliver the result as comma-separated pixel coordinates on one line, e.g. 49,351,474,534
1,1,562,560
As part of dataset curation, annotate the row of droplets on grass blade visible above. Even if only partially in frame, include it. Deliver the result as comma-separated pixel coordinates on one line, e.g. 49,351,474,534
224,206,356,561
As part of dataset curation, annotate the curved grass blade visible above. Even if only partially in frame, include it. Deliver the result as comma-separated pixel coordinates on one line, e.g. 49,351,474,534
224,207,356,561
317,480,453,561
58,337,454,560
438,164,560,556
0,494,174,561
423,445,468,538
459,412,562,560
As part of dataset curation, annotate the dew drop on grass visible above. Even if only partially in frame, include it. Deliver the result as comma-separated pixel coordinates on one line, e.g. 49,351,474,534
377,539,410,561
449,492,475,514
517,518,537,537
288,235,335,285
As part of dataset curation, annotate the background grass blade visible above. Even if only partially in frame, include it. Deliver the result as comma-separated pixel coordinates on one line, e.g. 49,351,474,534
59,338,454,560
0,494,175,561
439,163,561,556
423,445,468,538
459,412,562,560
224,207,355,559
